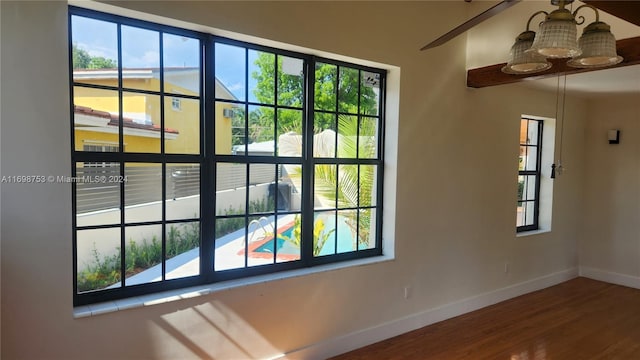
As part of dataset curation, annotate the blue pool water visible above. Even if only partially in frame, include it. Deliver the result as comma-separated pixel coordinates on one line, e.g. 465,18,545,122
254,215,357,256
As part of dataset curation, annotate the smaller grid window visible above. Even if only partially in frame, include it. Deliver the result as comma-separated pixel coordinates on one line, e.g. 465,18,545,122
517,118,543,231
171,97,181,111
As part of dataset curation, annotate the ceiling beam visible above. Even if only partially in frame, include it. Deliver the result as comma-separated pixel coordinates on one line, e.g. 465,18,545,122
581,1,640,27
467,36,640,88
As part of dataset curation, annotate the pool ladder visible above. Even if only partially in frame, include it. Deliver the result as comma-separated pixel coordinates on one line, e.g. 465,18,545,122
248,216,274,243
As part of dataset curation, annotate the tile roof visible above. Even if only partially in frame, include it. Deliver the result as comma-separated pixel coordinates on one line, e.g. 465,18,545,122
74,105,179,134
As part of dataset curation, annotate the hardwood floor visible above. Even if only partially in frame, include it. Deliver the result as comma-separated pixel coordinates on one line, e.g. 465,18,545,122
331,278,640,359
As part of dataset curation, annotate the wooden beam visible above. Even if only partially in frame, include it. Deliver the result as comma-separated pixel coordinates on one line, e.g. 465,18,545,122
467,36,640,88
582,1,640,27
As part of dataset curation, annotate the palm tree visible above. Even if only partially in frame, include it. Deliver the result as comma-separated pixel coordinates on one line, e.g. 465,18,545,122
313,115,376,249
279,115,376,252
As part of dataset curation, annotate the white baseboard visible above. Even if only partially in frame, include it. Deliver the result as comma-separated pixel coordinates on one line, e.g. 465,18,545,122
282,267,578,360
579,266,640,289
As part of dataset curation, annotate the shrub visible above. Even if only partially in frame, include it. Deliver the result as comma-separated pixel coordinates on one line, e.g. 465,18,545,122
77,222,200,292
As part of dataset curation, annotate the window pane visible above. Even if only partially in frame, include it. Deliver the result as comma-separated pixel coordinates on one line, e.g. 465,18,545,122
315,164,336,210
337,210,356,254
360,165,377,207
518,146,528,171
125,163,162,223
337,115,358,159
314,63,337,111
215,216,246,271
216,163,247,215
527,120,540,145
246,215,273,267
248,105,274,155
359,116,379,159
520,146,538,171
121,26,160,91
270,179,292,213
360,71,380,116
166,221,200,280
248,50,275,105
524,175,537,200
314,112,336,158
517,200,536,227
277,56,304,107
123,92,161,153
281,164,302,212
216,101,243,155
338,67,359,114
277,109,303,157
124,224,162,286
520,119,529,144
215,43,245,101
166,164,200,220
314,211,337,257
359,208,377,250
165,97,200,154
74,87,120,150
338,165,358,208
517,175,526,201
249,163,276,214
77,227,121,292
517,201,526,227
524,201,536,226
71,16,118,86
75,161,121,221
163,34,200,96
274,214,301,263
215,216,246,243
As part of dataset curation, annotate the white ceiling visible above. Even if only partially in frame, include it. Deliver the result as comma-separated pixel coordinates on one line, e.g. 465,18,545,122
521,65,640,96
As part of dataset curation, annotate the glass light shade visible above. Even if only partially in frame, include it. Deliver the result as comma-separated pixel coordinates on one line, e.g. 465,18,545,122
567,25,622,68
502,32,552,74
528,19,581,58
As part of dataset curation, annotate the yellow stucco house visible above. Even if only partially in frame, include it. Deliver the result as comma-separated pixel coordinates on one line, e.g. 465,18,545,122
73,68,237,155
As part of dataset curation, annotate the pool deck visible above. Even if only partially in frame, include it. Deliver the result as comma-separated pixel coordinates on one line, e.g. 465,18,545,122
123,214,298,286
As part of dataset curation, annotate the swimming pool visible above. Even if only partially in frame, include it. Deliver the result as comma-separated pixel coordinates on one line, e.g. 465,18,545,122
247,214,357,258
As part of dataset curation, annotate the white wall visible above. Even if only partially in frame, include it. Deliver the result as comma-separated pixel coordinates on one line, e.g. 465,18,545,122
579,93,640,280
1,1,594,359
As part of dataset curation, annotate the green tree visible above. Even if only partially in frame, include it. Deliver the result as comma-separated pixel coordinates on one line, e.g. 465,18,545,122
72,44,117,69
89,56,117,69
72,44,92,69
250,54,378,138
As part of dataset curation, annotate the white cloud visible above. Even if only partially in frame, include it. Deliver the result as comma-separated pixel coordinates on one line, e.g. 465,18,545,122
226,82,244,92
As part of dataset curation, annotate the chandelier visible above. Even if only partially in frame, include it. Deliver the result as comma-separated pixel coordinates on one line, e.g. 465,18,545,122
502,0,623,74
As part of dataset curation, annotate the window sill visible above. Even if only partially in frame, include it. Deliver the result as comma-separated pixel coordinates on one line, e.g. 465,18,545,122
516,228,551,238
74,254,394,318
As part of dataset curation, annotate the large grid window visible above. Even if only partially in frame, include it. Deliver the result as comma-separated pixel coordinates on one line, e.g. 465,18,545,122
70,7,386,306
517,118,543,231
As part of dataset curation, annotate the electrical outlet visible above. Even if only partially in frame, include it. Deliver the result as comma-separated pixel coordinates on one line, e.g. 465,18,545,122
404,286,412,299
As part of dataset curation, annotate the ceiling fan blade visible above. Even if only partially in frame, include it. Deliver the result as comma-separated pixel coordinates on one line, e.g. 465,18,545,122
581,1,640,27
420,0,522,51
